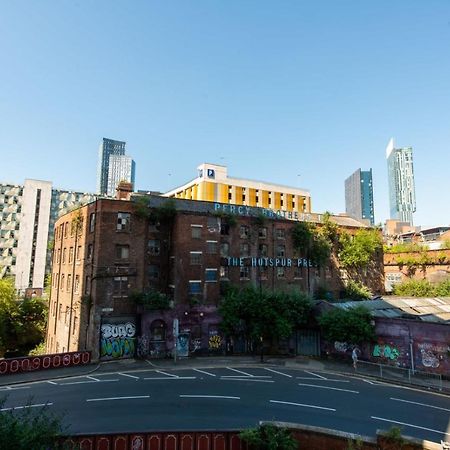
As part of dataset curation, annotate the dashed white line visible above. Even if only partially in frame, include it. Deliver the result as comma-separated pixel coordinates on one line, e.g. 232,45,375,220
371,416,450,436
86,376,100,382
87,395,150,402
61,379,119,385
304,370,327,380
118,372,140,380
264,368,292,378
0,386,30,391
270,400,336,411
47,381,58,385
180,395,240,400
193,368,216,377
1,402,53,411
296,377,350,383
156,370,178,378
390,397,450,412
298,383,359,394
221,375,272,378
221,378,274,383
226,367,254,377
143,377,196,380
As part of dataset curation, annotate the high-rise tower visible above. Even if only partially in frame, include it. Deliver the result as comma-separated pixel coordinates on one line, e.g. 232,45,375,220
345,168,374,225
386,138,416,225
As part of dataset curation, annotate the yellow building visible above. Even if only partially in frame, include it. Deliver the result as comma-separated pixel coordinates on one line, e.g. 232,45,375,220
164,163,311,213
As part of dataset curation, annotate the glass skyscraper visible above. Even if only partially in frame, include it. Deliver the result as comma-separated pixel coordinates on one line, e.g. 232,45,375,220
345,168,375,225
386,138,416,225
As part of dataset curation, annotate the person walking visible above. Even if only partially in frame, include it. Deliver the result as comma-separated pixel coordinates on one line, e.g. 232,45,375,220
352,346,359,370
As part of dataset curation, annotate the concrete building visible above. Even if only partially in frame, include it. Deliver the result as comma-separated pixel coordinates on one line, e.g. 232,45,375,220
344,168,374,225
46,192,381,360
164,163,312,215
97,138,135,196
386,138,416,225
0,179,96,292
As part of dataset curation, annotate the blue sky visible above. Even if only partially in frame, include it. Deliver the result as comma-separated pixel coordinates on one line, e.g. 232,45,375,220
1,1,449,227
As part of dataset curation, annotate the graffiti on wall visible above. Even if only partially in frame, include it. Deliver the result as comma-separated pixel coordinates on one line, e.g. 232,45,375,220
334,341,349,353
209,334,222,350
177,333,190,357
417,342,447,369
372,343,400,360
100,322,136,359
136,335,149,358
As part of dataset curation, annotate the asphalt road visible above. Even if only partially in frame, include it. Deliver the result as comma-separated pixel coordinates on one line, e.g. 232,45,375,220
1,365,449,443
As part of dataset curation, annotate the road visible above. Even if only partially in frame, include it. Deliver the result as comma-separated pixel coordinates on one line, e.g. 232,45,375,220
0,365,449,443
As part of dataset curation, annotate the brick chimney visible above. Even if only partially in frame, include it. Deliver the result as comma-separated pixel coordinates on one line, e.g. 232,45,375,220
116,181,133,200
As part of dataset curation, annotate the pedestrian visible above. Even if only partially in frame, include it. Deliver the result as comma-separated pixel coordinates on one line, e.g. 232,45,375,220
352,347,359,370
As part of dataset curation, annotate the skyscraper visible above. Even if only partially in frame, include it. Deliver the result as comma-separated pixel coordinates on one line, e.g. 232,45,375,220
107,154,136,197
97,138,132,196
345,168,375,225
386,138,416,225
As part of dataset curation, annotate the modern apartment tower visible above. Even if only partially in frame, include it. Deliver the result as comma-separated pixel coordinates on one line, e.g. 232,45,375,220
386,138,416,225
345,168,375,225
97,138,136,196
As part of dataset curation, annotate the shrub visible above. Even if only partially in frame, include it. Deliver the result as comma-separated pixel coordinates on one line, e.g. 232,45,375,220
239,424,297,450
392,279,435,297
342,280,371,300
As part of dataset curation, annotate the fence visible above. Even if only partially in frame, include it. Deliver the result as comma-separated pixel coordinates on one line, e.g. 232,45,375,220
357,360,445,391
0,351,91,375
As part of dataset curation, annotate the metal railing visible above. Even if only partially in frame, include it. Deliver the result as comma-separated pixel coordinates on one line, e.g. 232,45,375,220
356,360,445,391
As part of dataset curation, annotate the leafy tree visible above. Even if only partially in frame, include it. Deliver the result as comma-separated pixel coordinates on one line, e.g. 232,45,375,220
0,400,70,450
342,280,371,300
318,306,375,345
392,278,450,297
338,229,382,269
239,424,297,450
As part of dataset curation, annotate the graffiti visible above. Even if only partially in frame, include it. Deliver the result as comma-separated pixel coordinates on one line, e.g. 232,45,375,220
191,338,202,352
0,351,91,376
132,436,144,450
373,344,400,360
136,335,149,358
149,341,166,358
334,341,349,353
177,333,190,357
208,334,222,350
101,322,136,339
101,337,135,359
418,342,443,369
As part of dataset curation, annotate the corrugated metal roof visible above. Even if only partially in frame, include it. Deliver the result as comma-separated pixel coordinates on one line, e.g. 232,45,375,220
335,297,450,323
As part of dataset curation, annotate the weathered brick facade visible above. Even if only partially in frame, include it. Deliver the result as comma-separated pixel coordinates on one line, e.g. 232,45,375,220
46,195,382,361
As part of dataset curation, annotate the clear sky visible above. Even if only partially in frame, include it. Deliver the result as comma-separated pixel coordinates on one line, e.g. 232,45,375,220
1,1,449,228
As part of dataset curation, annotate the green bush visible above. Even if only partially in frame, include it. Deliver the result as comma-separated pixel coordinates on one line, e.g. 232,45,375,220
239,424,297,450
342,280,371,300
392,279,435,297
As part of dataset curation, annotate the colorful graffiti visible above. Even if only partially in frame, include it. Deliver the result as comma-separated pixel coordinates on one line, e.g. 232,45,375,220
417,342,445,368
334,341,349,353
177,333,190,357
373,343,400,360
208,334,222,350
100,322,136,359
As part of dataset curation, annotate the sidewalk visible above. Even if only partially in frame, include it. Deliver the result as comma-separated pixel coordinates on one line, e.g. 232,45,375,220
0,355,448,394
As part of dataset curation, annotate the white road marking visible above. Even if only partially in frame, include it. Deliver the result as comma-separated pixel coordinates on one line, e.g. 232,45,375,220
156,370,178,378
1,402,53,411
47,381,58,385
226,367,253,377
264,368,292,378
118,372,140,380
221,375,272,378
296,377,350,383
221,378,274,383
298,383,359,394
87,395,150,402
143,377,196,380
0,386,30,391
371,416,450,436
390,397,450,412
86,376,100,382
180,395,240,400
193,368,216,377
61,379,119,385
270,400,336,411
304,370,327,380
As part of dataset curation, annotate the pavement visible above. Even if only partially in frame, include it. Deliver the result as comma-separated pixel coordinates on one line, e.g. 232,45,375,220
1,355,449,394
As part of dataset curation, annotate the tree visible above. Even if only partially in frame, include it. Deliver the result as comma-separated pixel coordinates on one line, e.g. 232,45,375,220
318,306,375,345
0,400,70,450
338,229,382,270
240,424,297,450
0,278,17,357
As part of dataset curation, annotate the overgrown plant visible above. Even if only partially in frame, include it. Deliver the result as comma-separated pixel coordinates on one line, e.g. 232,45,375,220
239,424,297,450
342,280,371,300
380,426,405,449
130,289,171,310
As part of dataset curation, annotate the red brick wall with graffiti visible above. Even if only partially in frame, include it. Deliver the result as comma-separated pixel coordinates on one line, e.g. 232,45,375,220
0,351,91,376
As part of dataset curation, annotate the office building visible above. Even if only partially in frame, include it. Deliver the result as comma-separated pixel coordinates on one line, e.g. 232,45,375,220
386,138,416,225
97,138,135,196
0,179,96,292
345,168,375,225
164,163,312,215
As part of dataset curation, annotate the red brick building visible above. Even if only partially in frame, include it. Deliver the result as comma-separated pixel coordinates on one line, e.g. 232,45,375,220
46,194,382,361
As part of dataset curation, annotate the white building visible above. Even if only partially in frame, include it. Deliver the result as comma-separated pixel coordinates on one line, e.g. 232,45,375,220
107,154,136,197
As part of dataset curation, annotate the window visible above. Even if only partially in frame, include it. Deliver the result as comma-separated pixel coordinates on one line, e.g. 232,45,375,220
258,227,267,239
87,244,93,260
220,242,229,257
259,244,268,257
64,222,69,237
276,228,285,239
189,281,202,295
276,245,286,258
207,241,217,254
89,213,96,233
239,225,249,238
325,266,332,278
191,225,202,239
240,243,250,257
148,239,160,255
74,275,80,293
205,268,218,282
115,244,130,260
84,276,90,294
62,248,66,264
148,222,160,233
207,217,219,232
67,274,72,291
240,266,250,279
148,264,159,279
117,212,131,231
113,276,128,295
260,266,268,280
277,267,285,278
76,245,81,261
190,252,202,265
220,222,230,235
220,266,229,279
60,275,65,290
73,316,78,334
68,247,74,264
